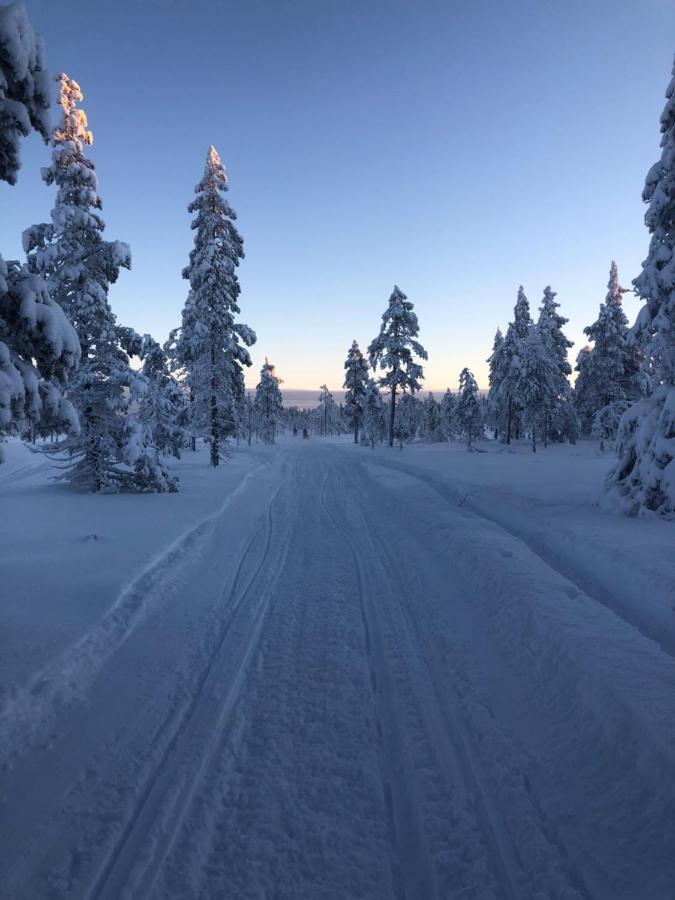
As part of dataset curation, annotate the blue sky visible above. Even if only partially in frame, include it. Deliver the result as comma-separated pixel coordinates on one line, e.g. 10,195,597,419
2,0,674,392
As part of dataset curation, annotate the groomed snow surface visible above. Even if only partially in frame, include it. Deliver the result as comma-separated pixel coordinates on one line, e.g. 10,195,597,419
1,436,674,899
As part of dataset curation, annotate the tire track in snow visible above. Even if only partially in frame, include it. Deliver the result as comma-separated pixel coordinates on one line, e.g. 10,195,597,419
319,473,411,900
0,459,269,770
85,474,290,900
347,454,593,900
328,454,523,900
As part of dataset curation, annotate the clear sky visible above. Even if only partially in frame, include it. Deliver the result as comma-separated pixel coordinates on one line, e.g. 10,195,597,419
2,0,674,393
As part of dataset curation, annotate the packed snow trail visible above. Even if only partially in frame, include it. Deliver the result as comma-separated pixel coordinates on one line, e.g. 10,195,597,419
1,442,674,899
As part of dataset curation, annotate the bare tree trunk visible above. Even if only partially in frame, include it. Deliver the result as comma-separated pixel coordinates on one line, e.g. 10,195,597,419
506,395,512,445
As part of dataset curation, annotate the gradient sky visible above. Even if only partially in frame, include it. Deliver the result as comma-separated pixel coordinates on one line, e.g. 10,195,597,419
2,0,674,393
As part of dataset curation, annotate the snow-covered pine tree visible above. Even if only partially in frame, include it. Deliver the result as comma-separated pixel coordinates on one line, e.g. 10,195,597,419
23,74,171,490
576,262,641,447
440,387,456,441
172,146,256,466
456,368,482,449
362,379,384,448
343,339,369,444
0,7,80,460
368,285,427,447
536,286,577,444
423,392,442,441
0,1,50,185
607,61,675,515
255,358,283,444
138,335,188,459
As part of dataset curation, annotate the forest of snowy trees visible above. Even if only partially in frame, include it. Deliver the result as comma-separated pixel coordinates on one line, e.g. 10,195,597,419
1,2,674,515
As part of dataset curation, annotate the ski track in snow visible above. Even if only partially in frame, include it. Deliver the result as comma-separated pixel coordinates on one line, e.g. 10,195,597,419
1,442,674,899
0,458,267,769
87,474,291,900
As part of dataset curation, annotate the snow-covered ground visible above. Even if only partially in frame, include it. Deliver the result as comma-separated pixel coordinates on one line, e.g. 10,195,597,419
1,436,674,899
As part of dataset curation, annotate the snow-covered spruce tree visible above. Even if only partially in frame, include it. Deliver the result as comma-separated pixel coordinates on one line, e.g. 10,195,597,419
456,368,482,449
394,392,421,448
490,287,533,444
576,262,641,446
0,6,80,459
423,392,442,441
255,358,283,444
536,286,577,444
513,327,557,453
368,285,427,448
486,327,507,439
361,379,384,448
137,335,188,459
172,146,256,466
0,1,50,185
607,63,675,515
343,339,369,444
23,75,172,490
573,344,595,433
440,387,456,441
0,259,80,458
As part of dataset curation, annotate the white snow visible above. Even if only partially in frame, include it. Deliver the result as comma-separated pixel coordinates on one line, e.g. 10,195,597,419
0,436,674,898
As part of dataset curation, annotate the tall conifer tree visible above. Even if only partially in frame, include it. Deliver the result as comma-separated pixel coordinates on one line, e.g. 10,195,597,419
172,147,256,466
368,285,427,447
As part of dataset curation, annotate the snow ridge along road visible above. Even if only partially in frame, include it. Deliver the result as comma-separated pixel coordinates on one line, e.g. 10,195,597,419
1,441,674,899
0,458,269,770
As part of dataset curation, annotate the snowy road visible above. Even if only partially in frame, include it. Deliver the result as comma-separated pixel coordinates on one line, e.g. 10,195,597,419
2,441,675,899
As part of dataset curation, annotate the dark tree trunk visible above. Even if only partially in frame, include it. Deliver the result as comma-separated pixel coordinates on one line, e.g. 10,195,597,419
389,386,396,448
210,347,219,467
506,396,512,445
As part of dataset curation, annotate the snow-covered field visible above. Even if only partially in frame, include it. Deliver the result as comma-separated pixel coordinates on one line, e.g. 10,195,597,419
1,436,674,899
